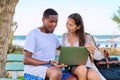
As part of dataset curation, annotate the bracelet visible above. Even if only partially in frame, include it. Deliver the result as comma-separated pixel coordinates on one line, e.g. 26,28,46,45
49,60,51,64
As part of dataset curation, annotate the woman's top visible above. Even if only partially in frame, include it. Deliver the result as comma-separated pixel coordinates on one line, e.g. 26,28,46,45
62,33,106,80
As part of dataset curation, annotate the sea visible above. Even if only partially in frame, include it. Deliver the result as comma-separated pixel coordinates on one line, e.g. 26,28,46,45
13,35,120,48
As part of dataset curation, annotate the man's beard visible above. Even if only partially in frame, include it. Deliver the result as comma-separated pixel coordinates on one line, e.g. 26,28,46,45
45,27,53,33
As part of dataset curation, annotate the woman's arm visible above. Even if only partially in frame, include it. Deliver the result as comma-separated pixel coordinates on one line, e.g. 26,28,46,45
89,34,103,60
85,33,103,61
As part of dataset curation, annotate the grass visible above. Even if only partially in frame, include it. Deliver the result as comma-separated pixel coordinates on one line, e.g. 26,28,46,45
8,76,24,80
18,76,24,80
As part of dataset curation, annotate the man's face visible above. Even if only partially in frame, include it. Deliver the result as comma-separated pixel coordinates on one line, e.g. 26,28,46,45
43,15,58,33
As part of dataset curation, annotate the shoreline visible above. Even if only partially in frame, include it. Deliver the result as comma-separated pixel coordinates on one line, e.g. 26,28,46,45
13,35,120,48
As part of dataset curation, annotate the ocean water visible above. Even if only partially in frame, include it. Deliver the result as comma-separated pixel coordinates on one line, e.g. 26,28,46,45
13,35,120,48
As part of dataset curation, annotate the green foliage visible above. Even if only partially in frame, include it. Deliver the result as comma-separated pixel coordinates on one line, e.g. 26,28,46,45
112,6,120,28
112,14,120,24
7,44,24,54
108,48,118,55
99,47,120,55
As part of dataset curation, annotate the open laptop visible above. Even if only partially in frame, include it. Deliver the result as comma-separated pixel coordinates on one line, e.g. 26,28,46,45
58,46,89,66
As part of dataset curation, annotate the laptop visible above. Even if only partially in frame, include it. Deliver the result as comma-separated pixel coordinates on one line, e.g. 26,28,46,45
58,46,89,66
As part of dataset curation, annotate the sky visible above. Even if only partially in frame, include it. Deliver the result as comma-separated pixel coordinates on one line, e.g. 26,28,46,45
13,0,120,35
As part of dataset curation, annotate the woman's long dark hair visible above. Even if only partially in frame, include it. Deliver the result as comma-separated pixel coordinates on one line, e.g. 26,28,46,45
68,13,85,46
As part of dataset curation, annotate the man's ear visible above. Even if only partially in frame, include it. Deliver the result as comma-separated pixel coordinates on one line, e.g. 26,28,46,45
42,18,47,24
42,18,44,22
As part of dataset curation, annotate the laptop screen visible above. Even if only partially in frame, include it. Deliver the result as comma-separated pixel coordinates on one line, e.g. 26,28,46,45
58,46,89,66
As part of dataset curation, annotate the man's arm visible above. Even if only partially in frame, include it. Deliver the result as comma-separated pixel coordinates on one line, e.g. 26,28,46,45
24,50,49,66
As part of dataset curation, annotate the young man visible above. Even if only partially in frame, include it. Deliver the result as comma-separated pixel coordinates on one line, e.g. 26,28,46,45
24,8,62,80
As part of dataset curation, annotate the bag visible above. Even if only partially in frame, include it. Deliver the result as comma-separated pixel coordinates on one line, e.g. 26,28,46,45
94,49,120,69
99,68,120,80
94,57,120,69
94,49,120,80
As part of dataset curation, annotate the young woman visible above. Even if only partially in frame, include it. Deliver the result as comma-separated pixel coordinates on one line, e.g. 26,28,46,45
62,13,106,80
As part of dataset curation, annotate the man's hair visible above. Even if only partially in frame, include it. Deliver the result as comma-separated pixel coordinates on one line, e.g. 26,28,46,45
43,8,58,18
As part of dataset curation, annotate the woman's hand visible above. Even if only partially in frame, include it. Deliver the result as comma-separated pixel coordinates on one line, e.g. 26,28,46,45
85,43,96,56
85,43,96,62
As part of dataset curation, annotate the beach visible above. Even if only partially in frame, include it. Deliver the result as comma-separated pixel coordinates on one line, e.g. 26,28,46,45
13,35,120,48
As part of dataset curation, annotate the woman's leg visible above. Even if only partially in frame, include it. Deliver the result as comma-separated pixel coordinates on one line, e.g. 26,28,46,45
73,65,87,80
87,68,101,80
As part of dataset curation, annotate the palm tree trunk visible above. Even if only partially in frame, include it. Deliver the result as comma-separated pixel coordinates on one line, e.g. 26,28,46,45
0,0,19,77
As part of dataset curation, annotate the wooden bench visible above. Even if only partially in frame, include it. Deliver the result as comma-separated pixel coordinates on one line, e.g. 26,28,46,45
0,54,24,80
1,54,120,80
0,54,70,80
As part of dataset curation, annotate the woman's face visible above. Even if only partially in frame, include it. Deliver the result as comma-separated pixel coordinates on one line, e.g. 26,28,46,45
66,18,80,33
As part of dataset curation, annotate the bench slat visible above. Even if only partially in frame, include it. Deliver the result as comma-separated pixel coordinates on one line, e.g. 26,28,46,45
7,54,23,62
5,63,24,71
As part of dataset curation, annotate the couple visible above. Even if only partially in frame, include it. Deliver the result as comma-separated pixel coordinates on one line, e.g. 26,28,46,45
24,8,106,80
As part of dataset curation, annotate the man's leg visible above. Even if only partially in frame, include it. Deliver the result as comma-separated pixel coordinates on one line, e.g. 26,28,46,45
46,66,62,80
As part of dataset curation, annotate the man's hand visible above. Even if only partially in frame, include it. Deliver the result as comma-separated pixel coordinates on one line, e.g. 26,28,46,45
50,60,67,68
